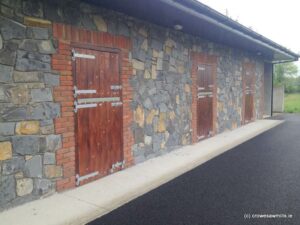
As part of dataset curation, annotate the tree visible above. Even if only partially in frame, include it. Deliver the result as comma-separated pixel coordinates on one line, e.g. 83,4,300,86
274,62,298,90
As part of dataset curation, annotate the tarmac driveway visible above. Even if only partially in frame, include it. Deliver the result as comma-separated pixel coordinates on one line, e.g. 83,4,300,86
88,114,300,225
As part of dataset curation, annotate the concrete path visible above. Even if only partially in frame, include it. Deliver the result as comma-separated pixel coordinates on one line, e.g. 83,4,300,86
0,119,282,225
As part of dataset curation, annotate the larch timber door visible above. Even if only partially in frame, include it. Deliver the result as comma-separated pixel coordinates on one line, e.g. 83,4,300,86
73,47,123,186
243,63,255,124
197,64,214,140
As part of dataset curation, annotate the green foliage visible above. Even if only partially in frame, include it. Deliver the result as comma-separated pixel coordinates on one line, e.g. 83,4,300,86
274,62,299,93
285,93,300,113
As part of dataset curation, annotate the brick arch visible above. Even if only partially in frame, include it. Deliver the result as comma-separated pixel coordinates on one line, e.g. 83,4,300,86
52,23,133,191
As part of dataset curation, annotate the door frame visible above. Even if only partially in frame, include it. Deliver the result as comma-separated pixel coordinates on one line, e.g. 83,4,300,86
242,62,256,124
191,52,218,143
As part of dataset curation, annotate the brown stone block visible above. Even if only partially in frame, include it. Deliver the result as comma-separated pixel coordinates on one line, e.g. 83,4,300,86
0,141,12,161
16,121,40,135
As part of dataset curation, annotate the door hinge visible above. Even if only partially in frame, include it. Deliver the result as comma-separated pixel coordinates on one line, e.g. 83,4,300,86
110,160,125,173
76,171,99,186
198,66,205,71
72,49,96,61
74,86,96,97
74,101,97,113
197,135,205,140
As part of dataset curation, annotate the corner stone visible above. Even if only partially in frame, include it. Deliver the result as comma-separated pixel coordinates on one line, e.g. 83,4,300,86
43,152,55,164
41,135,62,152
44,165,62,178
38,40,56,54
33,179,52,195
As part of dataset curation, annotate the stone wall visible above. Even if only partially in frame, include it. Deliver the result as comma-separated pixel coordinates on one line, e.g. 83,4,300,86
0,0,265,210
0,7,61,209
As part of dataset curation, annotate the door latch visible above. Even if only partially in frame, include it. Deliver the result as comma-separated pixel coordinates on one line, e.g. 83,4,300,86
111,102,123,107
110,85,122,91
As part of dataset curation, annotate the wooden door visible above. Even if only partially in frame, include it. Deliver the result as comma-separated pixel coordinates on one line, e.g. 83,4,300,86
197,64,214,140
243,63,255,124
73,47,123,185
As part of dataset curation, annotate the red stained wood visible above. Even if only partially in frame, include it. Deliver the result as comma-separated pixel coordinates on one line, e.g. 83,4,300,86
74,48,123,179
197,64,214,140
243,63,255,124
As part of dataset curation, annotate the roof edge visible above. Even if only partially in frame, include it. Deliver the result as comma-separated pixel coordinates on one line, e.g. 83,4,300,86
177,0,299,60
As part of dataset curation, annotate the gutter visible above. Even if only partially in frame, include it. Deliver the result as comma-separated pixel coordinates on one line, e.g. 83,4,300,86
161,0,298,61
271,65,274,116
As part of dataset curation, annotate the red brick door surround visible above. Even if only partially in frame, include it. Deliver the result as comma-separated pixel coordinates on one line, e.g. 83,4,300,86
52,23,133,191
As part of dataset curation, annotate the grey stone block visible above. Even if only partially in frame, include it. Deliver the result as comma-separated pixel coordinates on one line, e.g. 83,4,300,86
0,105,27,121
63,6,81,25
40,134,62,152
43,152,55,165
150,39,163,50
134,127,144,144
143,98,153,110
0,85,10,102
0,122,15,136
29,102,60,120
44,73,59,87
0,33,2,49
0,175,16,205
33,179,52,195
15,50,51,72
118,22,130,37
12,136,40,155
38,40,56,54
0,17,26,40
132,48,146,61
2,157,25,175
40,120,54,135
0,42,17,66
80,14,96,30
0,64,13,83
24,155,42,178
19,39,39,52
159,103,168,113
153,134,164,152
31,88,53,102
26,27,49,40
23,0,43,18
43,2,63,22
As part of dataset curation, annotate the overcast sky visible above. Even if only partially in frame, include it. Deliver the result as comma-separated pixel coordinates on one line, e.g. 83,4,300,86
200,0,300,70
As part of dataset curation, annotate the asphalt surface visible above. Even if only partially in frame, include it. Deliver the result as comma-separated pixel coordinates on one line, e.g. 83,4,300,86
88,114,300,225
